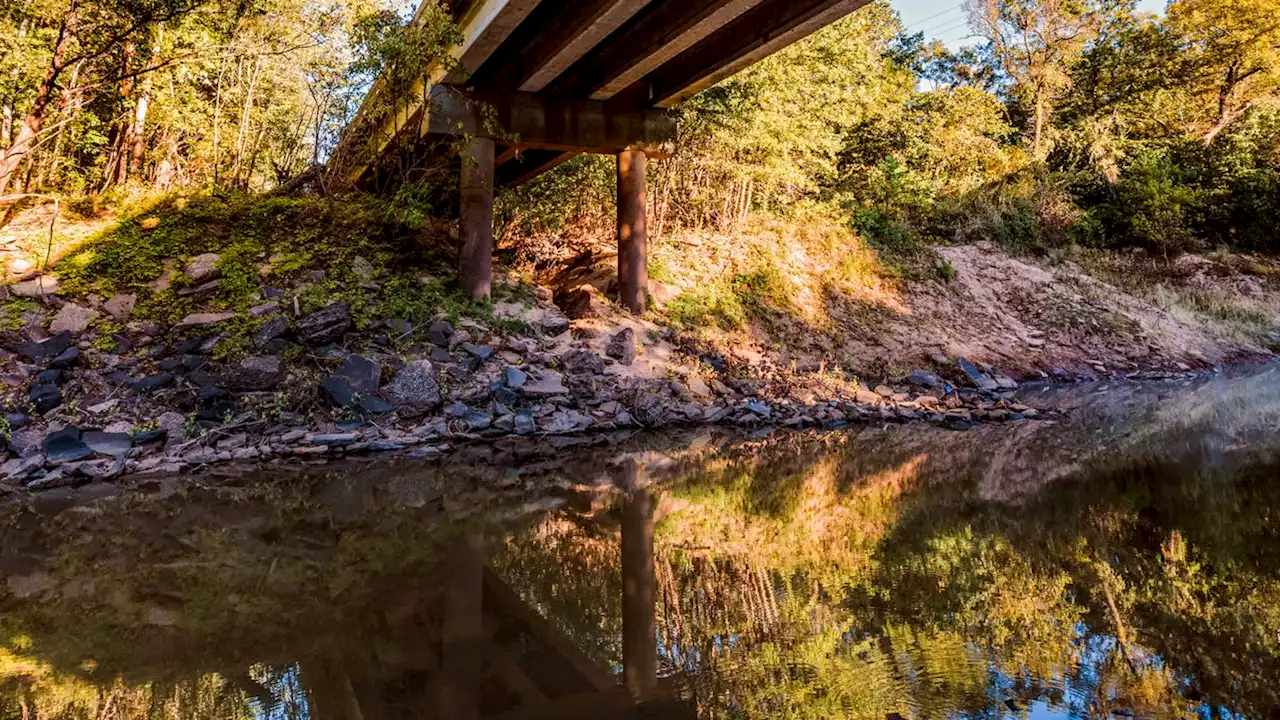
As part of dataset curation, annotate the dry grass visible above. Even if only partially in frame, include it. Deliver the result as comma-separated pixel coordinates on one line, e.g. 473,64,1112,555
650,208,905,350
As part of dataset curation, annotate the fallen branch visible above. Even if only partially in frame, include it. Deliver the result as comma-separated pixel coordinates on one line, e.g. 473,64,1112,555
268,163,326,197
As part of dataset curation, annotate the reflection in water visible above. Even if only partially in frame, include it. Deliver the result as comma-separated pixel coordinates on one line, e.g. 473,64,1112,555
0,367,1278,718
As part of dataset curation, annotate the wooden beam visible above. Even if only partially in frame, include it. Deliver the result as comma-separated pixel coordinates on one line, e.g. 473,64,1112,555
468,0,651,93
422,86,675,156
638,0,872,108
445,0,544,84
545,0,767,101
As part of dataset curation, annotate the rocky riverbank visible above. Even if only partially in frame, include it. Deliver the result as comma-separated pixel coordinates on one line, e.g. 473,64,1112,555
0,261,1082,489
3,193,1277,490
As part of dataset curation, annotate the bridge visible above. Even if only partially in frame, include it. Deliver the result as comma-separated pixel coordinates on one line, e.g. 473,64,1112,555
334,0,870,311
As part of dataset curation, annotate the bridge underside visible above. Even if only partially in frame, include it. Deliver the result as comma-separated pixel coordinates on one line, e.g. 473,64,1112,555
338,0,870,311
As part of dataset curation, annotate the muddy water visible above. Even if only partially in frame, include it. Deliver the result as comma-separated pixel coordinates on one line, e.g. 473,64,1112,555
0,367,1278,719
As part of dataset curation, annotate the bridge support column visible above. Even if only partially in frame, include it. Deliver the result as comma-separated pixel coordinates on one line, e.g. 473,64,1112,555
459,136,495,301
619,460,657,702
617,148,648,314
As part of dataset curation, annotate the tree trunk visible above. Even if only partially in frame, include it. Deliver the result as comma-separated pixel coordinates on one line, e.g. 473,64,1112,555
108,37,139,187
41,61,84,191
0,1,77,197
232,57,261,187
2,19,30,149
129,25,164,180
210,59,227,187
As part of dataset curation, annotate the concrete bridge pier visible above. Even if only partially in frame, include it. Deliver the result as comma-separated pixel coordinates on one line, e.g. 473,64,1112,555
617,149,648,314
459,136,496,301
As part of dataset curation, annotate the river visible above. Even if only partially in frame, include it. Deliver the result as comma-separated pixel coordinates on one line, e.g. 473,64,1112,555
0,366,1277,718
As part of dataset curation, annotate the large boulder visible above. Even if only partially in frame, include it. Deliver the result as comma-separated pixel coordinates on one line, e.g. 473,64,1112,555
382,360,441,415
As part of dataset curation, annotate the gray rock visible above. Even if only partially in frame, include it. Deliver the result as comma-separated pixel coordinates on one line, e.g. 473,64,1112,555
561,349,604,374
522,371,569,396
225,355,284,391
540,312,570,337
43,427,92,464
9,428,43,457
150,266,178,293
177,280,219,298
1,454,45,481
687,375,713,399
87,399,118,414
463,343,494,361
49,303,100,335
157,411,186,442
335,354,381,393
49,347,79,369
253,316,290,348
426,320,454,347
10,276,59,297
83,431,133,456
103,293,137,320
462,410,492,431
29,384,62,415
504,365,528,389
133,373,174,394
249,301,280,317
176,312,235,328
15,331,72,361
185,253,221,283
958,357,999,391
514,412,536,435
606,328,637,365
298,304,352,345
351,256,375,281
746,401,772,417
311,433,359,446
907,370,943,389
382,360,441,414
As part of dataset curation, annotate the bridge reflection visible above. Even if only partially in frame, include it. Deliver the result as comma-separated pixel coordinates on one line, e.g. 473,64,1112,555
301,476,690,719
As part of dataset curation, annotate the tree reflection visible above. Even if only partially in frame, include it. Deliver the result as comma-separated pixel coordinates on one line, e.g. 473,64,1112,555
0,370,1278,718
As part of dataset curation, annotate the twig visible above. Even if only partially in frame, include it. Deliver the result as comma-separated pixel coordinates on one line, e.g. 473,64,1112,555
0,193,60,276
171,418,268,454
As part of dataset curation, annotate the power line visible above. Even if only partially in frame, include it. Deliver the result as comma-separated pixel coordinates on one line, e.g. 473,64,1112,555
903,4,965,30
923,17,975,37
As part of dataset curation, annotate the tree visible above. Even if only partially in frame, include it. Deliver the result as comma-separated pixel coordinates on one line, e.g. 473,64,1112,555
965,0,1107,158
0,0,209,197
1165,0,1280,144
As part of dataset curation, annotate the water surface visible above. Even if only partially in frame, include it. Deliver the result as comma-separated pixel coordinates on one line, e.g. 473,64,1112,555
0,367,1278,719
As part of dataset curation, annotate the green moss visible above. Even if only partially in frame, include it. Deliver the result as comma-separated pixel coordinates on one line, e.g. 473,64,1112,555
0,298,39,332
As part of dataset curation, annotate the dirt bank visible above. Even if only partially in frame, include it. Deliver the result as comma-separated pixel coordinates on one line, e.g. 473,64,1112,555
0,195,1276,487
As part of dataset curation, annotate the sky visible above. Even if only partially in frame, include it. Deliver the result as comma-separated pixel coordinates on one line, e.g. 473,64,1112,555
889,0,1168,49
